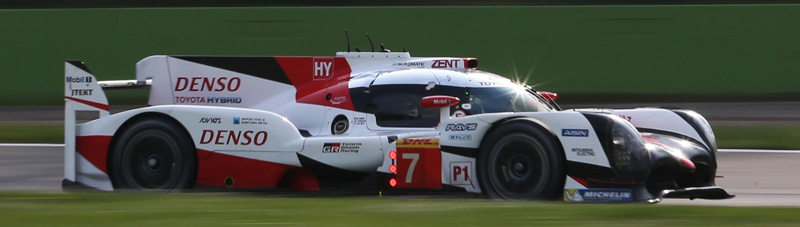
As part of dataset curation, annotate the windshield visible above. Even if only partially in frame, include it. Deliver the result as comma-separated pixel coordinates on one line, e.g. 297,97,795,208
466,87,555,114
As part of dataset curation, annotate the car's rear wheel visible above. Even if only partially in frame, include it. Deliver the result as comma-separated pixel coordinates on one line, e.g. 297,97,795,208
110,117,197,191
478,120,564,200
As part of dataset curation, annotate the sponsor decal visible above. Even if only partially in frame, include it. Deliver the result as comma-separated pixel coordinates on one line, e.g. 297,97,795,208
174,77,241,92
322,142,361,153
478,81,502,86
70,89,93,96
452,110,466,118
351,117,366,125
432,59,460,68
445,123,478,131
562,129,589,137
571,148,595,156
199,130,268,146
313,58,334,80
564,189,633,202
174,96,242,104
66,76,93,83
425,81,436,91
398,138,437,146
199,117,222,124
205,97,242,103
448,134,472,141
618,115,632,122
461,103,472,110
330,96,347,105
450,162,473,186
392,62,425,67
233,117,267,125
433,99,453,105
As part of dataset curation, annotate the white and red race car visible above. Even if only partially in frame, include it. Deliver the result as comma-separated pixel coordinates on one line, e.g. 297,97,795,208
64,50,733,202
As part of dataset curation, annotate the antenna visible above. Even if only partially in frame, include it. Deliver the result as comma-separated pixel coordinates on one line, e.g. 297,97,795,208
345,30,351,52
380,44,390,52
403,46,406,52
366,33,374,52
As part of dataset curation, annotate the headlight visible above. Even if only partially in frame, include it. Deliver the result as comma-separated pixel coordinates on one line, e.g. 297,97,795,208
610,117,648,171
581,112,649,174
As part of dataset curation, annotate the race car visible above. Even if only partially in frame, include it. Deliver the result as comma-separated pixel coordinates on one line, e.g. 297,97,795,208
63,49,733,202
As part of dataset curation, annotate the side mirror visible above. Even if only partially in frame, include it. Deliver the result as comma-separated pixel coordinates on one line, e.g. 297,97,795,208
421,95,460,122
421,95,460,109
537,91,557,101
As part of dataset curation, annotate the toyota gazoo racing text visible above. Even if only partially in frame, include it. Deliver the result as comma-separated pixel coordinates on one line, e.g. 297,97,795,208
63,50,733,203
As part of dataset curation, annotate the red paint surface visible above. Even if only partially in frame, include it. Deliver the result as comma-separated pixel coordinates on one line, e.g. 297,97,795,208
569,175,588,188
462,58,478,69
395,146,443,189
196,149,292,188
537,91,558,101
283,168,320,191
274,57,354,110
76,135,112,173
420,95,460,109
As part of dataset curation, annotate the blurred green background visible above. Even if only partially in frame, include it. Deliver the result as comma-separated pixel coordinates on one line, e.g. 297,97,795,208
2,4,800,106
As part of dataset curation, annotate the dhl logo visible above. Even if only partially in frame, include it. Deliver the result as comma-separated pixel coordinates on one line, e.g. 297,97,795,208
397,138,439,148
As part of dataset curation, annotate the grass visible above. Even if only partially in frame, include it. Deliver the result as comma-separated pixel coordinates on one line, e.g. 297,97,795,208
4,5,800,105
0,192,799,226
0,124,63,144
2,123,799,150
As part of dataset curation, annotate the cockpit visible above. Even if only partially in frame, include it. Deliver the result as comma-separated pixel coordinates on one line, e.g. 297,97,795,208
466,86,554,114
348,69,559,129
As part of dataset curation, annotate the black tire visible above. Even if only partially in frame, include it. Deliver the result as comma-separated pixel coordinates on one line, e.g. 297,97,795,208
477,120,564,200
110,117,197,191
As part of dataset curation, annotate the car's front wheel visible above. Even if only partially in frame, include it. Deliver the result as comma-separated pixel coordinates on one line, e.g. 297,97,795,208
478,120,564,200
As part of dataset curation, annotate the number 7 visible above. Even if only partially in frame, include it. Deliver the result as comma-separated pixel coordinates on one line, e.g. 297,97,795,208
402,153,419,183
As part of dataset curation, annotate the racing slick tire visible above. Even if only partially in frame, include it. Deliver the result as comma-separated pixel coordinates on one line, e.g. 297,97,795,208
478,120,564,200
109,117,197,191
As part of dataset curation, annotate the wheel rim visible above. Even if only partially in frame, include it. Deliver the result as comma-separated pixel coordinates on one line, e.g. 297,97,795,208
120,129,183,190
487,134,550,200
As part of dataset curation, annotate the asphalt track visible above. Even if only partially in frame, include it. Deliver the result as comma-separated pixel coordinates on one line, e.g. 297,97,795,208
1,144,798,206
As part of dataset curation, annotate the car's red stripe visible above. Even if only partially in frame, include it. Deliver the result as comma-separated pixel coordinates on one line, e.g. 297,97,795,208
569,175,588,187
65,96,109,111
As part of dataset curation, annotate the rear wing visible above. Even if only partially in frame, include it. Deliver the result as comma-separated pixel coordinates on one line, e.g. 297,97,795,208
64,61,109,183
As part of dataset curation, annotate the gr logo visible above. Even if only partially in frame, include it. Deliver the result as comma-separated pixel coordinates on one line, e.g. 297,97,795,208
445,123,478,131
